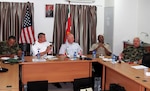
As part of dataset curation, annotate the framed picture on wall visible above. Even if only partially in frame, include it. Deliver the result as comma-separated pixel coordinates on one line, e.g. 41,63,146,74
45,4,54,17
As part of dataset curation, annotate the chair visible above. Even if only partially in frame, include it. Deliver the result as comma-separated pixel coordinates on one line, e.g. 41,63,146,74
142,53,150,68
73,77,93,91
19,43,31,56
109,83,126,91
27,80,48,91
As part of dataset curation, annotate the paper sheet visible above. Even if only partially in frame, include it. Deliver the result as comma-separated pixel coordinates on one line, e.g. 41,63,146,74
145,72,150,76
102,58,112,62
131,65,148,69
32,59,46,62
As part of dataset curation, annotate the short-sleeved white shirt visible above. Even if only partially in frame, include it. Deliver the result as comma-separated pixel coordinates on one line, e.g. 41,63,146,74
59,42,82,56
31,41,50,56
89,43,111,56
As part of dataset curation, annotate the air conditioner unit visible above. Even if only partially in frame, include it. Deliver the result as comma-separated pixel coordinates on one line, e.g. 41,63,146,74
68,0,95,3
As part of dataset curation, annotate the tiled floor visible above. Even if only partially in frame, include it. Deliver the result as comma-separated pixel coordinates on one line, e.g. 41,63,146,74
48,82,73,91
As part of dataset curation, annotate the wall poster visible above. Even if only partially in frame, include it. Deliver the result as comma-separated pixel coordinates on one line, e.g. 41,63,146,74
45,4,54,17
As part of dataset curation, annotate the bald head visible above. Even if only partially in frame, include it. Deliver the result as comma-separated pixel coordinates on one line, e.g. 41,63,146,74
67,34,74,44
133,37,140,47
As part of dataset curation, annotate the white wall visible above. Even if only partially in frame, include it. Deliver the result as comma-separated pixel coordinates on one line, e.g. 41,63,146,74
113,0,138,55
104,0,114,52
105,0,114,7
1,0,103,42
113,0,150,55
137,0,150,44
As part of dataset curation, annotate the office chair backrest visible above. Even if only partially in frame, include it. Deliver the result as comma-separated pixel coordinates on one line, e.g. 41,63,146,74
142,53,150,68
19,43,31,56
27,80,48,91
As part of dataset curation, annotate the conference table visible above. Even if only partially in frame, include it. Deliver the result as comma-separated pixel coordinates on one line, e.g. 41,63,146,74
0,63,19,91
96,58,150,91
20,56,94,85
1,56,150,91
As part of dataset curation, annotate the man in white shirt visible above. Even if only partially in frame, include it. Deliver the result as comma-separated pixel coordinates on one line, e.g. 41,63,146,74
31,33,52,57
59,33,82,56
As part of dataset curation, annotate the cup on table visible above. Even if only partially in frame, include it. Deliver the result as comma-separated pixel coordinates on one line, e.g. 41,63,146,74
144,68,148,75
32,56,37,62
14,55,18,59
99,54,104,59
59,55,66,61
69,55,74,60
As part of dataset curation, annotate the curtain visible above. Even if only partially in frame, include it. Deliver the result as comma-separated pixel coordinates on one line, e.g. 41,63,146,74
53,4,97,54
0,2,34,42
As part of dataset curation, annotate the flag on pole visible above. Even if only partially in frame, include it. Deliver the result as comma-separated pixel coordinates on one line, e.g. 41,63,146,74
19,4,35,44
64,3,71,42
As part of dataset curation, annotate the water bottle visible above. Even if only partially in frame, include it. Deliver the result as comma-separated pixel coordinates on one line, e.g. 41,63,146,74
37,50,40,59
92,50,96,59
21,51,25,62
94,77,101,91
65,48,69,56
73,51,77,60
24,84,27,91
112,54,116,64
98,84,101,91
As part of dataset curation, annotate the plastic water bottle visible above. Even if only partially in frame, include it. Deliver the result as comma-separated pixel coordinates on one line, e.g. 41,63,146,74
98,84,101,91
112,54,116,64
65,48,69,56
94,77,101,91
21,51,25,62
73,51,77,60
37,50,40,59
92,50,96,59
24,84,27,91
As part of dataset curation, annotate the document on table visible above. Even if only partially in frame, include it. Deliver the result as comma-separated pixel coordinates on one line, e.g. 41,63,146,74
32,58,46,62
102,58,112,62
145,72,150,76
131,65,148,69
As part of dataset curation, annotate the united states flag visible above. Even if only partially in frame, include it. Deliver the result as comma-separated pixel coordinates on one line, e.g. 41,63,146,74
19,5,35,44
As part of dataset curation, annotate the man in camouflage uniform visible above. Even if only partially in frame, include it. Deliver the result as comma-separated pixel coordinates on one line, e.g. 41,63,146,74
120,37,147,64
0,36,22,58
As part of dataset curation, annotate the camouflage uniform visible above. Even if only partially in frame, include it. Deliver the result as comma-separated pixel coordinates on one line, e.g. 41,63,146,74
0,41,20,55
122,46,147,62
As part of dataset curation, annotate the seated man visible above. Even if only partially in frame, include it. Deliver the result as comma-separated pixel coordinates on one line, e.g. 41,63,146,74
31,33,53,57
89,35,112,56
120,37,147,64
0,35,22,58
59,33,82,56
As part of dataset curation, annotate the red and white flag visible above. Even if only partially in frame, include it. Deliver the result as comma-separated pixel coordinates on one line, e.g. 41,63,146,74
19,5,35,44
64,3,71,42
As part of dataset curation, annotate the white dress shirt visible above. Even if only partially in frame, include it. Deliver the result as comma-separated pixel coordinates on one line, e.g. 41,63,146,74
59,41,82,56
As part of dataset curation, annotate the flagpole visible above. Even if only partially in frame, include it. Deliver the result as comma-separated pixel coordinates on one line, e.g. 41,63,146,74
69,1,70,9
64,1,71,42
68,0,71,34
67,0,71,36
